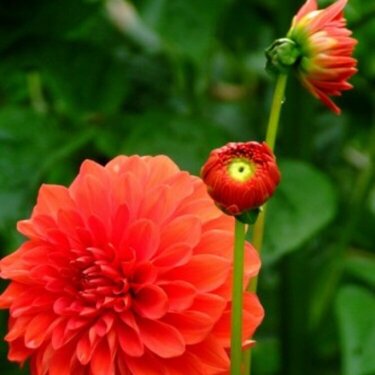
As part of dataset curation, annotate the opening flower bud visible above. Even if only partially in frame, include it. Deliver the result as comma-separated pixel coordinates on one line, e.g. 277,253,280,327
266,0,358,114
201,142,281,218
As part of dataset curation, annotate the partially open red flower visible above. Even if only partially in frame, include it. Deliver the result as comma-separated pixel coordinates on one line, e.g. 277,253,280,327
288,0,357,114
0,155,263,375
201,142,281,216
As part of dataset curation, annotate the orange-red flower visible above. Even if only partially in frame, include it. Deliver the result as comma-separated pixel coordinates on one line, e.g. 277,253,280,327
0,155,263,375
201,142,281,216
287,0,357,114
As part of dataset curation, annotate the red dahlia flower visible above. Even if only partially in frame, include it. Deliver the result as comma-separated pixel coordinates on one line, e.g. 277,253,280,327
201,142,281,216
0,155,263,375
287,0,358,114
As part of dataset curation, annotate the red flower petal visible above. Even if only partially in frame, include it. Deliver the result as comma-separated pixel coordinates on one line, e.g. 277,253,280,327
294,0,317,22
52,319,79,350
190,335,230,371
34,185,75,219
159,215,202,249
90,339,114,375
152,243,193,268
6,316,30,342
117,323,144,357
8,337,33,363
139,185,178,224
165,351,208,375
137,317,185,358
213,292,264,348
175,198,222,224
125,351,168,375
162,311,215,345
189,293,227,323
49,344,74,375
125,219,159,262
111,204,130,247
0,283,24,308
159,281,197,312
24,314,56,349
114,172,143,217
133,284,168,319
76,332,99,365
144,155,180,189
308,0,347,34
163,254,231,293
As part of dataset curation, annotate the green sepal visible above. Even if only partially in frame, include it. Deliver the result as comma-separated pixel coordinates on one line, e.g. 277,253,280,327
265,38,301,74
236,207,262,225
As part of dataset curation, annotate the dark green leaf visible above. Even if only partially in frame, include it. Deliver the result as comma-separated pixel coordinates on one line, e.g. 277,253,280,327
117,111,229,174
336,286,375,375
263,160,337,262
0,107,68,226
345,254,375,288
0,0,98,52
1,37,130,117
150,0,228,60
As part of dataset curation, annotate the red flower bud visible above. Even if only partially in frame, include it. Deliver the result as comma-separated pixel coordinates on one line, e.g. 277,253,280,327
201,142,281,216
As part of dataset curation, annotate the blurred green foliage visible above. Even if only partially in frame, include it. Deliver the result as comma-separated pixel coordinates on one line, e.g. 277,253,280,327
0,0,374,374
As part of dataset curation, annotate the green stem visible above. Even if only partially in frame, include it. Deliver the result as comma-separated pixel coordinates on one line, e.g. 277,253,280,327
265,74,288,151
250,207,267,266
231,219,246,375
244,73,288,375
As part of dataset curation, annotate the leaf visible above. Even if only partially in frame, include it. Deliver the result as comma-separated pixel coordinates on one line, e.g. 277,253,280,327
40,42,130,116
0,107,69,227
0,192,24,229
0,40,130,117
263,160,337,262
354,207,375,249
99,111,229,174
361,328,375,375
345,254,375,288
147,0,228,61
122,112,229,174
0,0,98,52
251,337,281,374
336,286,375,375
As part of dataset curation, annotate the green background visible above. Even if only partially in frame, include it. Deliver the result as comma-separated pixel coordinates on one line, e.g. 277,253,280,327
0,0,374,374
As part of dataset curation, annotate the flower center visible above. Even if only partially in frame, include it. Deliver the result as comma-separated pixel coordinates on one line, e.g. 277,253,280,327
227,158,255,183
70,247,133,312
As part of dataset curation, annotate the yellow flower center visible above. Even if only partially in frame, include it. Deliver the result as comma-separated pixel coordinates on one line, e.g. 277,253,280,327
227,158,255,183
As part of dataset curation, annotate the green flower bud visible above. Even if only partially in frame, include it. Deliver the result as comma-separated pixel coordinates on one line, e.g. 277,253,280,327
265,38,301,74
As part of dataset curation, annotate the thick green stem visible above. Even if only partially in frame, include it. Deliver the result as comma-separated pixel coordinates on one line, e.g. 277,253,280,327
231,220,246,375
244,74,288,375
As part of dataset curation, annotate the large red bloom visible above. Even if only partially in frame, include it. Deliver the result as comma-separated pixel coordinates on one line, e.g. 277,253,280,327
287,0,357,114
201,142,281,216
0,155,263,375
